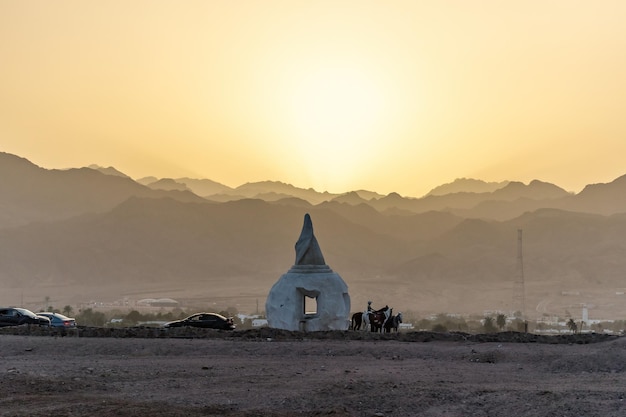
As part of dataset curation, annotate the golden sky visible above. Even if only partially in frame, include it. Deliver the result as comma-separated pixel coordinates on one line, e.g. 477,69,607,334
1,1,625,197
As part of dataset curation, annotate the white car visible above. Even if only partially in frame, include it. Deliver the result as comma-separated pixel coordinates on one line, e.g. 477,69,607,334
36,312,77,328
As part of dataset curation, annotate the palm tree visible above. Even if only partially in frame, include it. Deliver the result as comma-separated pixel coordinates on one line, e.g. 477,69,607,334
567,318,578,333
483,317,497,333
62,305,74,316
496,314,507,331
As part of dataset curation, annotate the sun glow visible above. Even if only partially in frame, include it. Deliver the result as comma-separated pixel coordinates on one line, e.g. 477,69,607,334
284,67,388,189
3,2,626,196
290,68,384,143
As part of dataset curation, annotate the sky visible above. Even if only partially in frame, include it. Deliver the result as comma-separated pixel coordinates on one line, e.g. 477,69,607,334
1,1,625,197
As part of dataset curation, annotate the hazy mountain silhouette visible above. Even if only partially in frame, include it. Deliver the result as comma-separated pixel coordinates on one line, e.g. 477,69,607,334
127,169,626,219
426,178,509,196
230,181,339,204
174,177,234,197
0,152,206,228
145,178,190,192
0,197,406,300
353,190,386,200
330,191,371,206
267,197,313,209
563,174,626,215
317,200,464,242
3,196,626,317
2,150,626,317
88,164,130,178
366,181,570,217
492,180,569,200
136,176,158,185
444,180,572,220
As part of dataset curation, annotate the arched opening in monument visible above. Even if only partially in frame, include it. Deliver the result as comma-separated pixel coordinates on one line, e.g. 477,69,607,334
298,288,320,317
303,295,318,316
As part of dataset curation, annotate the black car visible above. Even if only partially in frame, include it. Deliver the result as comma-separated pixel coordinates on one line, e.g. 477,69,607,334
164,313,236,330
0,307,51,327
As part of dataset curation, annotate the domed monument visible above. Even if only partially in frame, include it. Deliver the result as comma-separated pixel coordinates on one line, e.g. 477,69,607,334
266,214,351,331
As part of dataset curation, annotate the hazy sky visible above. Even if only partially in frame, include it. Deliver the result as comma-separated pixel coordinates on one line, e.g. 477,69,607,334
2,1,625,197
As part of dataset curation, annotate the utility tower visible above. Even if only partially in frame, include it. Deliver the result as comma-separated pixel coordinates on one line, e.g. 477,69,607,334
513,229,526,320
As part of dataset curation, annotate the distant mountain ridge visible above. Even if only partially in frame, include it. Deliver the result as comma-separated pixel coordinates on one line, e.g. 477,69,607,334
88,164,130,178
2,150,626,319
4,149,626,224
0,152,205,228
426,178,510,196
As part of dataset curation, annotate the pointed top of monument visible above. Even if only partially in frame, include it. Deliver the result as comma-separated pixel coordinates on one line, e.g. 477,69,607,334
294,213,326,266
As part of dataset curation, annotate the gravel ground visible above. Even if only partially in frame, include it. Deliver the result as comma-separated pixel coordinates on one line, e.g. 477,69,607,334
1,328,625,417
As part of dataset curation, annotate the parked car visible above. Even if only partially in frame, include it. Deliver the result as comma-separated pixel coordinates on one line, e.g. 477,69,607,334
37,312,77,328
164,313,236,330
0,307,51,327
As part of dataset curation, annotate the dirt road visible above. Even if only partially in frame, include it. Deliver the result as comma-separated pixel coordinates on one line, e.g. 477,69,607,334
1,329,625,417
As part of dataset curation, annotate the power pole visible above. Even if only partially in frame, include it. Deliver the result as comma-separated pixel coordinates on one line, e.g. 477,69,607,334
513,229,526,324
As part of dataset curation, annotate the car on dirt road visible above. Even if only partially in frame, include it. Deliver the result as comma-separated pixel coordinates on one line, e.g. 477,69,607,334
0,307,51,327
163,313,236,330
36,312,77,328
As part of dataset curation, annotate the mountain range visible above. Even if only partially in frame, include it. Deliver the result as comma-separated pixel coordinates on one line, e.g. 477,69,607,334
2,151,626,320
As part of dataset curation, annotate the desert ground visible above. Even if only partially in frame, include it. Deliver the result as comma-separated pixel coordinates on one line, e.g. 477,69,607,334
1,327,625,417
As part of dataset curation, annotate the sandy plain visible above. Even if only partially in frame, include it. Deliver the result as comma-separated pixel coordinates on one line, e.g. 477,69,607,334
1,327,625,417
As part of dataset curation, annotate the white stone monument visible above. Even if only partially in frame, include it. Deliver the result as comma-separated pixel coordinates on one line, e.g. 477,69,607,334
265,213,351,331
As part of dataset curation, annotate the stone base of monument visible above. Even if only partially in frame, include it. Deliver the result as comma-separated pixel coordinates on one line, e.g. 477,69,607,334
265,214,351,332
266,266,350,331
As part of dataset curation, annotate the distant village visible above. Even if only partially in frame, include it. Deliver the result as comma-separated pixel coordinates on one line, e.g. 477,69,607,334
64,294,625,336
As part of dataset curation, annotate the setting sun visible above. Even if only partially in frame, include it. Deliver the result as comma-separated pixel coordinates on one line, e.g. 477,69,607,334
288,67,384,146
284,66,387,188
